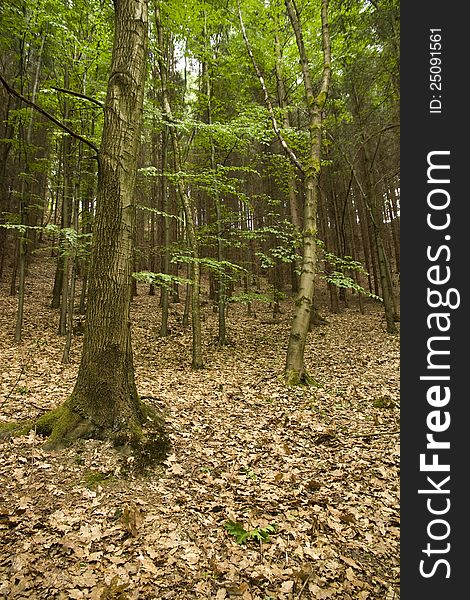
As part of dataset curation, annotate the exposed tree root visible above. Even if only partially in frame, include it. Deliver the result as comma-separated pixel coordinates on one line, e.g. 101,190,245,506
0,399,171,473
0,420,33,440
284,369,318,387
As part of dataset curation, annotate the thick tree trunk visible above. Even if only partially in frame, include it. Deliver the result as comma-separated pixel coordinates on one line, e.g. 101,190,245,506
37,0,167,451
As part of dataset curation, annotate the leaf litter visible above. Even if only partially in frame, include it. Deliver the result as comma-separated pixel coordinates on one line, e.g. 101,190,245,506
0,256,400,599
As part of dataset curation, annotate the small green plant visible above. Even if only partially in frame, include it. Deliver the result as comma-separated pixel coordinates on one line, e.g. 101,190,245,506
224,520,277,544
373,395,396,409
81,469,113,489
240,466,257,480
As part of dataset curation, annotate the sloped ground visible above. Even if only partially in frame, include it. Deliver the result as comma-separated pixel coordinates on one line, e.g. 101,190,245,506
0,256,400,599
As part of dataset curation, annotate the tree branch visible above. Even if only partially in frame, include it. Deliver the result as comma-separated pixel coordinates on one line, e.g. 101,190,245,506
237,2,304,174
51,86,104,108
285,0,331,111
0,73,99,155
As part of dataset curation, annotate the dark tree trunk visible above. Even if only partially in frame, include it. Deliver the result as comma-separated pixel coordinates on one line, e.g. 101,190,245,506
36,0,168,453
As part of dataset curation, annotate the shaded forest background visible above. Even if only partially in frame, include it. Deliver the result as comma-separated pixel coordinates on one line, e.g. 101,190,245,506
0,0,399,352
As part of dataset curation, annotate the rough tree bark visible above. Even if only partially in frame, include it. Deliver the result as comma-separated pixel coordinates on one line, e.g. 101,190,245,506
159,128,171,337
33,0,168,451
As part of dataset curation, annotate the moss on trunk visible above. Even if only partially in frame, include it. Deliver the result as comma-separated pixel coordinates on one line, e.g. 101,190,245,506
1,0,170,473
2,398,170,471
36,403,101,448
284,368,317,387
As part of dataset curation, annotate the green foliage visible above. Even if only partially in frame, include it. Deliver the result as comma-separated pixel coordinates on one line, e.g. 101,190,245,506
58,227,92,257
321,248,368,276
81,469,114,489
324,270,381,301
235,221,299,271
171,254,247,278
165,166,254,206
317,242,383,301
240,466,257,480
255,251,275,270
373,395,396,409
228,291,278,305
1,211,21,225
256,243,298,268
0,221,91,258
132,271,193,289
224,520,277,545
136,204,183,222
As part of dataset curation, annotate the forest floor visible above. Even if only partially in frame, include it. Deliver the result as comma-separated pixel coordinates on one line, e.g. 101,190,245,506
0,254,400,600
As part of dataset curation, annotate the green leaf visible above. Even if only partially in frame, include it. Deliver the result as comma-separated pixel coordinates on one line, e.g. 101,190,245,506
224,520,249,544
224,520,277,545
136,204,183,222
132,271,193,289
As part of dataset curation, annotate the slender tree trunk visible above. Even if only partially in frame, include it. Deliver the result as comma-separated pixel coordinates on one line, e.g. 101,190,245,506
14,235,26,342
58,133,73,334
52,71,74,312
62,253,76,364
238,0,330,383
388,181,400,273
10,237,19,296
62,174,81,362
155,4,203,368
13,171,28,340
183,269,191,328
284,0,331,384
159,129,170,336
360,146,397,333
14,35,46,340
274,32,301,293
202,27,227,345
0,92,14,282
78,177,95,315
